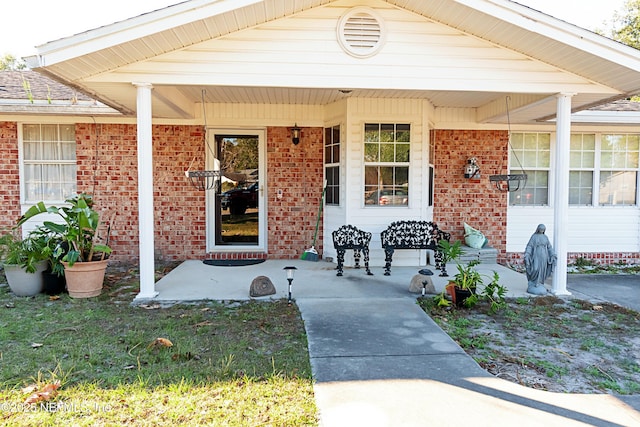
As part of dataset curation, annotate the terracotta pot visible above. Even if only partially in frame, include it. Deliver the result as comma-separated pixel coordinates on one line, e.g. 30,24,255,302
62,259,108,298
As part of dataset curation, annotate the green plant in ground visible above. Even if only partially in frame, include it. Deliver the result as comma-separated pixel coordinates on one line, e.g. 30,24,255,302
479,271,507,314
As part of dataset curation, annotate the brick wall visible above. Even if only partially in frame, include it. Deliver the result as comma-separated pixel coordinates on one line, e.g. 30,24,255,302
74,123,324,263
433,129,509,263
506,251,640,269
266,126,324,258
75,123,206,263
5,121,634,267
0,122,21,232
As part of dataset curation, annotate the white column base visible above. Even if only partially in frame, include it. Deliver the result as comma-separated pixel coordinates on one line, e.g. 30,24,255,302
134,291,160,301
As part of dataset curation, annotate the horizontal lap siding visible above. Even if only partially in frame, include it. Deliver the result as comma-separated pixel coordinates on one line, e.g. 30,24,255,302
336,98,430,267
114,2,598,94
507,207,640,253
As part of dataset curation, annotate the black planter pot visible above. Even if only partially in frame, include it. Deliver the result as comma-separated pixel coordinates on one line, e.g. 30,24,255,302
454,288,473,307
42,269,66,295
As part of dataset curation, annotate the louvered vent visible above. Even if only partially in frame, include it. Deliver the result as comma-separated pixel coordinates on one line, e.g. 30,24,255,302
337,7,386,58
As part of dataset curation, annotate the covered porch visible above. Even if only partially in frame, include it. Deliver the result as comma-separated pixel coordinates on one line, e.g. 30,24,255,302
147,258,530,302
24,0,640,302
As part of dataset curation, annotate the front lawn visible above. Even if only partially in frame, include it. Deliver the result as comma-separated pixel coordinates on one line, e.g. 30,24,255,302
0,263,317,426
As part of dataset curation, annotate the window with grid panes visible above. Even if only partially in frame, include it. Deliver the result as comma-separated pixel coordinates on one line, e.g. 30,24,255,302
364,123,410,206
569,134,595,205
22,124,77,203
508,133,550,206
324,125,340,206
599,134,639,206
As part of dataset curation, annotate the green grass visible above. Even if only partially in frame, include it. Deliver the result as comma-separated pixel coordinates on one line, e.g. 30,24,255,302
0,264,317,426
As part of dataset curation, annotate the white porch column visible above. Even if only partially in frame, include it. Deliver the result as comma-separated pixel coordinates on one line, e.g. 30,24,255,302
552,93,574,295
133,82,158,300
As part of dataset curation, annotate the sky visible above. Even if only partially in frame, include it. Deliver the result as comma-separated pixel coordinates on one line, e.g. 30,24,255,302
0,0,629,58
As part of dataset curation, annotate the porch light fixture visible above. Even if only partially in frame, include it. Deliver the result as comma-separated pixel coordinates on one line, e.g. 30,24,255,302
464,157,480,179
284,266,297,305
291,124,301,145
489,96,528,192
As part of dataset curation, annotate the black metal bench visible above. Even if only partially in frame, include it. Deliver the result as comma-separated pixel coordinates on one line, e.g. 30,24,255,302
380,220,450,275
332,225,373,276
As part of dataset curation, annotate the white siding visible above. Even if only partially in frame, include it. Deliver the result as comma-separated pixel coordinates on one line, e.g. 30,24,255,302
99,0,607,95
322,100,348,261
330,97,435,267
507,207,640,253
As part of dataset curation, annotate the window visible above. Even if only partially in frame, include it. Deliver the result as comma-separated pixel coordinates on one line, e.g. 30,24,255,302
599,134,639,206
324,125,340,206
569,134,595,205
509,133,550,206
22,124,77,203
364,123,410,206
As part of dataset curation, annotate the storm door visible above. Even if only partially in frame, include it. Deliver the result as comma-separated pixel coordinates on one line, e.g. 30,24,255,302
206,129,265,251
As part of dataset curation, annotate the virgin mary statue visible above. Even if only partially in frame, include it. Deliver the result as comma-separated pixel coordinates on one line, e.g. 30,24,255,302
524,224,557,295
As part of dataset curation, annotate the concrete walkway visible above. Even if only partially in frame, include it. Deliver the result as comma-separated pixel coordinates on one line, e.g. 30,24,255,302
151,259,640,426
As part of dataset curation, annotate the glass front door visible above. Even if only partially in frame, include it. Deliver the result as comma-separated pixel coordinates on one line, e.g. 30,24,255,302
207,129,265,250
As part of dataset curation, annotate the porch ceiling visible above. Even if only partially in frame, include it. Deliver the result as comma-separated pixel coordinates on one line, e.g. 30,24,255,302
27,0,640,123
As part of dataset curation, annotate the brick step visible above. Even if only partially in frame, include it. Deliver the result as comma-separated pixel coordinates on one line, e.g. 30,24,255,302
459,245,498,264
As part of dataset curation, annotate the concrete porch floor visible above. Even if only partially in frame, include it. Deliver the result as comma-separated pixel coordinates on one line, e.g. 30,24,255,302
151,259,531,302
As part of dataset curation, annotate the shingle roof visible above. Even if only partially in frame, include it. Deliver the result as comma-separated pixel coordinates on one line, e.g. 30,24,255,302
588,99,640,112
0,70,93,102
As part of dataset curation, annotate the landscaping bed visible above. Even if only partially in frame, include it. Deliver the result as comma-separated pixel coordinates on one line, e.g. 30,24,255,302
419,294,640,394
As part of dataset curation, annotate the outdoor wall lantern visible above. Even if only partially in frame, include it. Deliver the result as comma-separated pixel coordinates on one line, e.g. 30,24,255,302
291,124,301,145
464,157,480,179
284,266,297,305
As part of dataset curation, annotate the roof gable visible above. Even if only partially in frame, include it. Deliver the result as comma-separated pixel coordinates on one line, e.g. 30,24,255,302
25,0,640,121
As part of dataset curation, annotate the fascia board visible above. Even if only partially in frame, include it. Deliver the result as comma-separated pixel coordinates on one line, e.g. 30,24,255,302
32,0,264,67
455,0,640,72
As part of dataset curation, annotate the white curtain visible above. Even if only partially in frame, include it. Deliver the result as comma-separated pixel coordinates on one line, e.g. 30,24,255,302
23,124,77,202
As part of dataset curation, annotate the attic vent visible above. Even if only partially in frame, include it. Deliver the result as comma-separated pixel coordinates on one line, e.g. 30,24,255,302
337,7,386,58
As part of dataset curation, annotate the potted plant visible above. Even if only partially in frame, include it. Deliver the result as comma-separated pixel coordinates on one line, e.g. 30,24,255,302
28,226,66,295
435,239,506,310
0,231,48,296
447,259,482,307
17,193,112,298
438,240,482,307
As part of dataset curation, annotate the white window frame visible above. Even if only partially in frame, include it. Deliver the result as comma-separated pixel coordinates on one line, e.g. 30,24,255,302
598,133,639,206
509,132,551,206
324,124,341,206
569,133,596,206
363,123,411,207
19,123,77,205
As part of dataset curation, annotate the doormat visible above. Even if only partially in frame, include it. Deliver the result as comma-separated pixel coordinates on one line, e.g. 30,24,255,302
203,259,266,267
